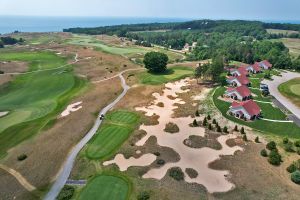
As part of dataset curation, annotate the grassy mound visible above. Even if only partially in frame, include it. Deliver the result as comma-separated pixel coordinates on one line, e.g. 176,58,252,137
213,87,300,139
86,110,139,160
279,78,300,108
79,175,129,200
139,66,193,85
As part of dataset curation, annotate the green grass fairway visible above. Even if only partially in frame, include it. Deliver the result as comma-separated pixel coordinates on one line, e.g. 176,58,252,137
213,87,300,139
106,110,139,125
139,66,194,85
0,51,85,157
0,51,67,71
86,110,139,160
279,78,300,108
79,175,129,200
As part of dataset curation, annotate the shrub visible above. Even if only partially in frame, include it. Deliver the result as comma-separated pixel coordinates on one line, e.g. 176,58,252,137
243,134,248,141
185,168,198,178
17,154,27,161
208,123,212,130
195,110,200,117
260,149,268,157
212,119,217,124
268,150,282,166
283,137,289,144
207,114,211,120
240,127,245,134
193,119,198,127
164,122,180,133
157,159,165,165
223,126,228,133
266,141,277,151
255,136,260,143
297,147,300,155
216,126,222,132
287,163,297,173
202,117,207,126
57,185,75,200
137,191,150,200
153,152,160,156
169,167,184,181
284,141,295,152
291,170,300,184
234,125,238,131
294,140,300,147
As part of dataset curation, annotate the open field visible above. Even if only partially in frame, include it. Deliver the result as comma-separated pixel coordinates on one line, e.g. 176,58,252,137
86,110,139,160
138,66,194,85
78,174,130,200
213,87,300,139
278,78,300,108
271,38,300,57
67,34,184,63
266,29,299,35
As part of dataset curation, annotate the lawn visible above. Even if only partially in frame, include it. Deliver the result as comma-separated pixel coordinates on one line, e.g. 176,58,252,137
250,78,261,88
0,51,85,157
138,66,194,85
78,175,130,200
278,78,300,108
0,51,67,71
213,87,300,139
250,88,272,102
86,110,139,160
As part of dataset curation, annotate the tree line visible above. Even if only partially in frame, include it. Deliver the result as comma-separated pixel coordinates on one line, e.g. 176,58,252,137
0,36,24,48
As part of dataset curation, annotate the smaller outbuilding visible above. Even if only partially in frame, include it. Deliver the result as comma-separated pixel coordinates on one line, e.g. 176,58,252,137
229,100,261,120
225,85,252,101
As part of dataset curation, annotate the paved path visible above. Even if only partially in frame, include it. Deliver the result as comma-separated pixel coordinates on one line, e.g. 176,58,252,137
0,164,36,192
262,71,300,119
44,70,134,200
260,118,293,123
65,179,86,186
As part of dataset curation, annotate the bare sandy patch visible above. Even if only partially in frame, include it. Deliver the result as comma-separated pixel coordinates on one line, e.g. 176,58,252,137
0,61,28,74
0,111,9,118
104,78,243,193
60,102,82,117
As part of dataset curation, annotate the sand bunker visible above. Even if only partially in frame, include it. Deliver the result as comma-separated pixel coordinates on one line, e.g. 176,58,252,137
103,154,156,171
104,78,242,193
0,111,9,117
60,102,82,117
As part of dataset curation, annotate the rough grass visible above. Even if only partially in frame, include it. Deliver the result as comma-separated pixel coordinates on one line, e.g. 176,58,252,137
138,66,193,85
278,78,300,108
78,175,130,200
86,110,139,160
213,87,300,139
0,51,67,71
271,38,300,57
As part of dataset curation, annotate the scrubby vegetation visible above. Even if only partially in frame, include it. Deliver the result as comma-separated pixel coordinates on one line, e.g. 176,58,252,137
57,185,75,200
169,167,185,181
164,122,180,133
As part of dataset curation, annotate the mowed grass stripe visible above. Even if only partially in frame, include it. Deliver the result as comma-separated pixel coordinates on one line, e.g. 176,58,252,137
79,175,129,200
106,110,139,125
86,125,132,160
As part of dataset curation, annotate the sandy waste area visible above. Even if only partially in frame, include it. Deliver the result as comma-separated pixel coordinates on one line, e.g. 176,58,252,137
104,78,243,193
60,101,82,117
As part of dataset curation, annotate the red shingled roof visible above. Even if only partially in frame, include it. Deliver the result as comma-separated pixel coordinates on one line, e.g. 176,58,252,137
252,63,261,71
237,67,248,75
231,100,261,116
260,60,272,68
227,85,251,97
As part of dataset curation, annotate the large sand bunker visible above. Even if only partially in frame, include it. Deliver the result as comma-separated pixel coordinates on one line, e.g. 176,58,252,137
105,78,243,193
0,111,9,117
60,102,82,117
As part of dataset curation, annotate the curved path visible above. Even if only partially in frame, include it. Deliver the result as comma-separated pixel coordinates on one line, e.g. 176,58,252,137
0,164,36,192
44,70,133,200
262,71,300,119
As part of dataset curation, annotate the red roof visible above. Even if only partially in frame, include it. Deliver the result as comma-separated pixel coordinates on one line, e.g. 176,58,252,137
231,100,261,116
252,63,261,71
237,67,248,75
260,60,272,68
227,85,251,97
232,75,250,85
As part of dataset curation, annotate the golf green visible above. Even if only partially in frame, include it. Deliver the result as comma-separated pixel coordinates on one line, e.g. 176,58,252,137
279,78,300,108
78,175,129,200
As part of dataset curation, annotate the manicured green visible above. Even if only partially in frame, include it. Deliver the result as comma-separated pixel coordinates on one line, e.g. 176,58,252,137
79,175,129,200
86,110,139,160
0,51,85,157
0,51,67,71
139,66,193,85
278,78,300,108
213,87,300,139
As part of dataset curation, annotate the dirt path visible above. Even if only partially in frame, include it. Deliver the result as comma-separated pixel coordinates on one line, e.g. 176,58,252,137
0,164,36,192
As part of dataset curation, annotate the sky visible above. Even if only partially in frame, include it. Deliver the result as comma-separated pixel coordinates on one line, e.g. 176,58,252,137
0,0,300,21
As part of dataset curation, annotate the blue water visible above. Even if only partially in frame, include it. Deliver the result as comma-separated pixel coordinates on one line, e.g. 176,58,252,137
0,16,190,34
